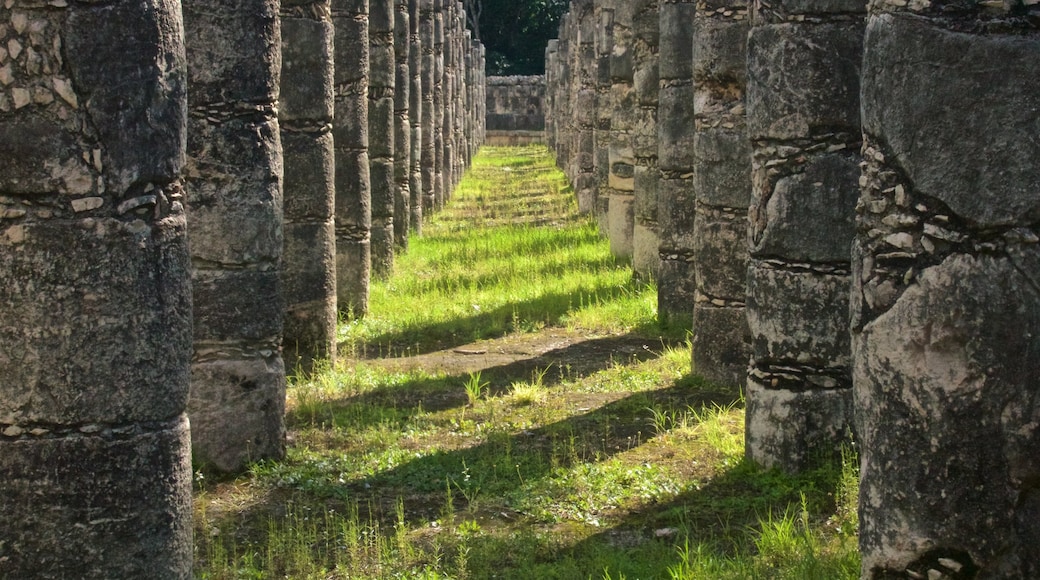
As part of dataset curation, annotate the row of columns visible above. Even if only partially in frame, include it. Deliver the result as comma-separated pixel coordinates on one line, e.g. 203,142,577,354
546,0,1040,577
0,0,485,575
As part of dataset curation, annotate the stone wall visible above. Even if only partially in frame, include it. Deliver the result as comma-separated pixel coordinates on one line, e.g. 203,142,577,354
0,0,484,571
547,0,1040,575
486,76,546,145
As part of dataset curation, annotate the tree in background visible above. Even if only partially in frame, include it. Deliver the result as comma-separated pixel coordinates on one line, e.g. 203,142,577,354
463,0,568,75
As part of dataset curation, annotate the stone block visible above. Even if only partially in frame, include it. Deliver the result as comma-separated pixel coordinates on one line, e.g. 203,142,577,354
608,193,635,259
192,269,283,343
749,152,858,262
282,131,336,221
657,176,697,250
693,212,747,300
693,128,750,210
692,16,748,84
692,304,749,387
279,17,335,123
747,261,850,369
746,22,863,141
633,221,661,279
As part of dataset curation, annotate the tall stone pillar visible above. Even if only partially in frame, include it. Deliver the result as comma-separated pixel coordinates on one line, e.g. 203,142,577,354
545,40,559,152
393,0,411,248
453,5,466,182
690,0,750,386
744,0,863,471
332,0,371,317
656,0,696,325
0,4,192,575
573,0,597,215
369,0,395,278
593,0,615,231
631,0,660,279
408,0,424,233
432,0,445,208
607,2,635,260
440,0,455,198
554,15,570,170
184,0,287,473
854,6,1040,578
420,0,436,213
280,0,338,371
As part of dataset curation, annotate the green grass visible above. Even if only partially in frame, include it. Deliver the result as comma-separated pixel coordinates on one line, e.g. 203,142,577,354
193,145,859,579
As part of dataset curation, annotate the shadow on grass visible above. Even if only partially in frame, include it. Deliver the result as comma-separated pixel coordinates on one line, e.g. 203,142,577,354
344,281,657,359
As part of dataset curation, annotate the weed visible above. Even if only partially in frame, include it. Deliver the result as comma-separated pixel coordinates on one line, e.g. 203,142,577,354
463,371,488,406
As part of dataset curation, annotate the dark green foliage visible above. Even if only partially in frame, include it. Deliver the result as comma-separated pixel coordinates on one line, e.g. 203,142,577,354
463,0,568,75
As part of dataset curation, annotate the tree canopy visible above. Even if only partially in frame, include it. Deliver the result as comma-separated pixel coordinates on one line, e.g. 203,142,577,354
463,0,568,76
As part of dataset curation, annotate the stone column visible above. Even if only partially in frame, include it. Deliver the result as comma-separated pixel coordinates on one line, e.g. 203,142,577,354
573,0,597,215
656,0,696,325
545,40,559,152
184,0,287,473
554,15,569,169
690,0,750,386
744,0,863,471
369,0,395,278
393,0,411,248
408,0,423,234
607,2,635,259
420,0,436,213
432,0,445,208
0,4,192,575
440,0,455,197
280,0,338,372
332,0,371,317
454,5,465,182
631,0,660,279
854,6,1040,578
594,0,615,231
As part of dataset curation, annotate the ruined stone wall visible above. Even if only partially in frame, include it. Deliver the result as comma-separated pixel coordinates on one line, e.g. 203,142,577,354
280,0,338,372
0,3,193,575
485,76,546,146
854,3,1040,577
184,0,287,473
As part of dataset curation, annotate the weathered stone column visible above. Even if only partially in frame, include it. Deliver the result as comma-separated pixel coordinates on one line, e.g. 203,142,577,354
280,0,338,371
572,0,597,215
744,0,863,471
393,0,411,248
656,0,696,325
408,0,423,233
432,0,445,208
332,0,371,317
545,40,559,152
369,0,395,278
854,5,1040,577
453,5,465,182
554,15,569,169
607,2,635,259
632,0,660,279
440,0,455,197
184,0,287,473
594,0,615,231
420,0,436,213
0,4,192,575
690,0,750,386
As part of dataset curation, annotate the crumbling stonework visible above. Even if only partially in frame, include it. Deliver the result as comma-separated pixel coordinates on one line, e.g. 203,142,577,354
656,0,696,325
280,0,338,371
394,0,411,249
0,3,193,575
744,0,863,471
432,0,445,208
690,0,749,386
408,0,423,234
332,0,371,317
607,2,635,260
593,0,614,230
854,4,1040,577
486,76,546,145
631,0,659,280
369,0,395,278
184,0,288,473
420,0,436,213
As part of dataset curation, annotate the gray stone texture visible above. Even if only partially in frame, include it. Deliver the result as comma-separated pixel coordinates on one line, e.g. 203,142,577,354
280,0,338,371
594,0,615,231
332,0,372,317
394,0,411,249
486,76,546,144
432,0,444,208
607,2,635,260
369,0,395,279
691,0,750,387
0,3,193,574
184,0,287,473
408,0,424,234
656,0,697,325
420,0,436,214
631,0,660,280
744,0,863,471
854,8,1040,579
